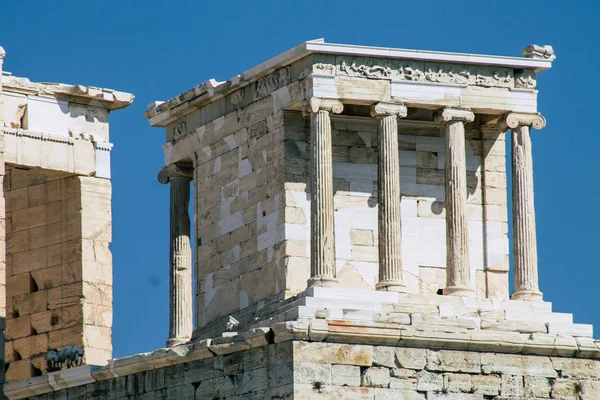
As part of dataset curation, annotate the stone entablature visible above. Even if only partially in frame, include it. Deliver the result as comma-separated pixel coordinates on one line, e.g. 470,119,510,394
2,70,134,178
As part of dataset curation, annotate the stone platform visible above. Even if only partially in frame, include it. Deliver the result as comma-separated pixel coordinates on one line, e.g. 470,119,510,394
6,288,600,399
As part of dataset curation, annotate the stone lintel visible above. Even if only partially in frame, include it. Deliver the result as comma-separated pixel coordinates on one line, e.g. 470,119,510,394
497,112,546,132
157,163,194,184
370,102,407,118
434,107,475,123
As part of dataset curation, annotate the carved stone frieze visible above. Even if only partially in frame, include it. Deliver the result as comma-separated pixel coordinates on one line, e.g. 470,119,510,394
254,66,291,100
313,63,336,75
339,59,392,79
230,88,245,106
514,70,537,89
326,56,517,88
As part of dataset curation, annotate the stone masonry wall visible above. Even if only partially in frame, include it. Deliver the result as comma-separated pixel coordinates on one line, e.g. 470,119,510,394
23,341,600,400
4,167,112,381
27,342,295,400
190,57,311,333
292,342,600,399
283,112,509,298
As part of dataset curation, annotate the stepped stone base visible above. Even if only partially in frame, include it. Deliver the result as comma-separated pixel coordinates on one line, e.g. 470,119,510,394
5,288,600,399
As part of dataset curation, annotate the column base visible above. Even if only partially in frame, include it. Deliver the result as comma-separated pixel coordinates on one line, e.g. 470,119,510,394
166,337,190,348
511,290,543,301
443,286,475,297
307,276,338,288
376,280,407,293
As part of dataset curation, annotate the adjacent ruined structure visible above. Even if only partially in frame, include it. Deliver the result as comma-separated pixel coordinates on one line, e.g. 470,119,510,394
5,40,600,399
0,47,134,385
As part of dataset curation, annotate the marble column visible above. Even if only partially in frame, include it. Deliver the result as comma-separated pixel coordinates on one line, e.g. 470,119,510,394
305,98,343,288
498,112,546,301
435,108,475,296
158,164,194,347
371,102,408,293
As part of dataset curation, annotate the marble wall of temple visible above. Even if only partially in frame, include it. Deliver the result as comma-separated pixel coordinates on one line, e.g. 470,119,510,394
0,45,133,382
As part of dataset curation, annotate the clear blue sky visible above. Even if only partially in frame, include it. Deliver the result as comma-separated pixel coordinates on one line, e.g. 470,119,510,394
1,1,599,358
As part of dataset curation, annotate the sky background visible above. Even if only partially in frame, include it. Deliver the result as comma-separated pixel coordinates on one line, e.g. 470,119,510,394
1,0,599,357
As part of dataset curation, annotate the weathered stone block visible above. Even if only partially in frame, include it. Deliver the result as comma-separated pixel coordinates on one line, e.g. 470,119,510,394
294,362,332,385
416,370,443,391
332,364,361,387
524,376,552,398
501,374,524,397
361,367,390,388
294,342,373,366
471,374,499,396
481,353,557,377
426,350,481,373
443,373,472,393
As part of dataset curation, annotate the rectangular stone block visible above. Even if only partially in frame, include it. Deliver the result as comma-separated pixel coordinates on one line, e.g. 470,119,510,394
293,341,373,366
426,350,481,373
481,353,557,377
547,322,593,337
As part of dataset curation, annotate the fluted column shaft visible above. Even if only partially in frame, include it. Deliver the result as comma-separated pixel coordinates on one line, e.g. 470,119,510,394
305,98,343,287
371,103,407,293
158,164,193,347
435,108,475,296
499,113,546,301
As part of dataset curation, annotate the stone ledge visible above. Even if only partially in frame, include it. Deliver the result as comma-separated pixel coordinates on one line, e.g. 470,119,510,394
5,316,600,399
3,74,134,110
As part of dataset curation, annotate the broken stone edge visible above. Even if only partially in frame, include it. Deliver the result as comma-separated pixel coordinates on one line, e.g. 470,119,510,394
5,319,600,399
2,72,134,111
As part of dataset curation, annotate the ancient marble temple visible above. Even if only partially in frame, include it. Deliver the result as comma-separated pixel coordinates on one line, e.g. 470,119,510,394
6,40,600,399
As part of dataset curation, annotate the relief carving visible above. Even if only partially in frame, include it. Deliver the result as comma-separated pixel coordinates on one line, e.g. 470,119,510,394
254,66,291,100
230,88,245,106
331,57,518,88
398,61,425,81
314,63,335,74
515,70,536,89
172,120,187,142
339,59,392,79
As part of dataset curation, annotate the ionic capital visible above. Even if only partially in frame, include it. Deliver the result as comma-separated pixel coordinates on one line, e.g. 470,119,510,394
497,112,546,132
0,47,5,60
158,164,193,184
434,108,475,124
303,97,344,116
370,102,407,119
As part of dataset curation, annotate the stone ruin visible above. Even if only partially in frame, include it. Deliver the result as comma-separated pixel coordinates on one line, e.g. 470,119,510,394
3,40,600,399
